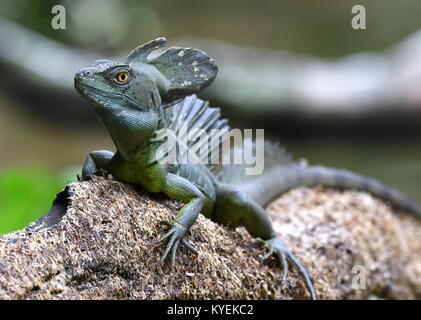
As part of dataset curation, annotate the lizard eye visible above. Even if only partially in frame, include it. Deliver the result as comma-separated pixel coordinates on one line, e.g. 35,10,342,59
115,71,129,84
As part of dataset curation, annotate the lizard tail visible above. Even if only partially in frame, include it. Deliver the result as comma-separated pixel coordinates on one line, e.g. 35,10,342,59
236,165,421,219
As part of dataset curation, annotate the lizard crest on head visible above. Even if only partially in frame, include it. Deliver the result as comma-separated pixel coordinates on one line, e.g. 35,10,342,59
74,37,218,112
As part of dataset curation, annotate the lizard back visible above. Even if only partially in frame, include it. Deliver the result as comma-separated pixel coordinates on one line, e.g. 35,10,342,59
163,95,231,174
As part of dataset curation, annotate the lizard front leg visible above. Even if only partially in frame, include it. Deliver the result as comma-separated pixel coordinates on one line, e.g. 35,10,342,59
156,173,211,268
80,150,114,180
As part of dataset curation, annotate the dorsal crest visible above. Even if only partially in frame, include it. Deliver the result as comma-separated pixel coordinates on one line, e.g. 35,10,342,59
161,95,230,174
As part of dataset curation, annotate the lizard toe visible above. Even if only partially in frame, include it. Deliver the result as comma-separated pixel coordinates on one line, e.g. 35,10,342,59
181,239,198,255
156,223,191,268
259,237,317,300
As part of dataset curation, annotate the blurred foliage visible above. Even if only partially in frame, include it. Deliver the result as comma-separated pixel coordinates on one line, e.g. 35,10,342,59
0,166,78,234
0,0,420,233
2,0,421,56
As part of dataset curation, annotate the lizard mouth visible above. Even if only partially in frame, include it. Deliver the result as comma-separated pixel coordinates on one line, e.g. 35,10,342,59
74,79,85,95
74,76,92,96
74,77,121,103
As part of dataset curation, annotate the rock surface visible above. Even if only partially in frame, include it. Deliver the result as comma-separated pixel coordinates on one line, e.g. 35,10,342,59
0,177,420,300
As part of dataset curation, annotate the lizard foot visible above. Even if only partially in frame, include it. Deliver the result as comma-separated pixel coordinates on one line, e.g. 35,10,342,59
155,220,198,268
77,169,110,182
255,237,317,300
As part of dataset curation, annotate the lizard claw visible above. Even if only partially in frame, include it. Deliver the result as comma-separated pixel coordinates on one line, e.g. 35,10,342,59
96,168,110,178
158,220,173,228
155,221,197,269
181,239,198,255
77,169,109,182
258,237,317,300
253,237,266,245
78,173,94,181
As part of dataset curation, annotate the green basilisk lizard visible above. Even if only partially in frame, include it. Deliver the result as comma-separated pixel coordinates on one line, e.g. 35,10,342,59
74,37,421,300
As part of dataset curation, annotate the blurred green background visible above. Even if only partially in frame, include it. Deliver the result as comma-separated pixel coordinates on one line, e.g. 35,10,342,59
0,0,420,234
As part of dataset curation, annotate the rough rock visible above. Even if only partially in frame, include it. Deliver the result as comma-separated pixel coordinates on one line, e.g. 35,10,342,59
0,177,420,300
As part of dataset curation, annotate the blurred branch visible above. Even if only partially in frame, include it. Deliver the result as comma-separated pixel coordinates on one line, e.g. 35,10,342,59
0,16,99,90
178,35,421,117
1,16,421,126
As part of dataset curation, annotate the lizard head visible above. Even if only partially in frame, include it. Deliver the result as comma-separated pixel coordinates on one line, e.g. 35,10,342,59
74,37,218,116
74,59,163,115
